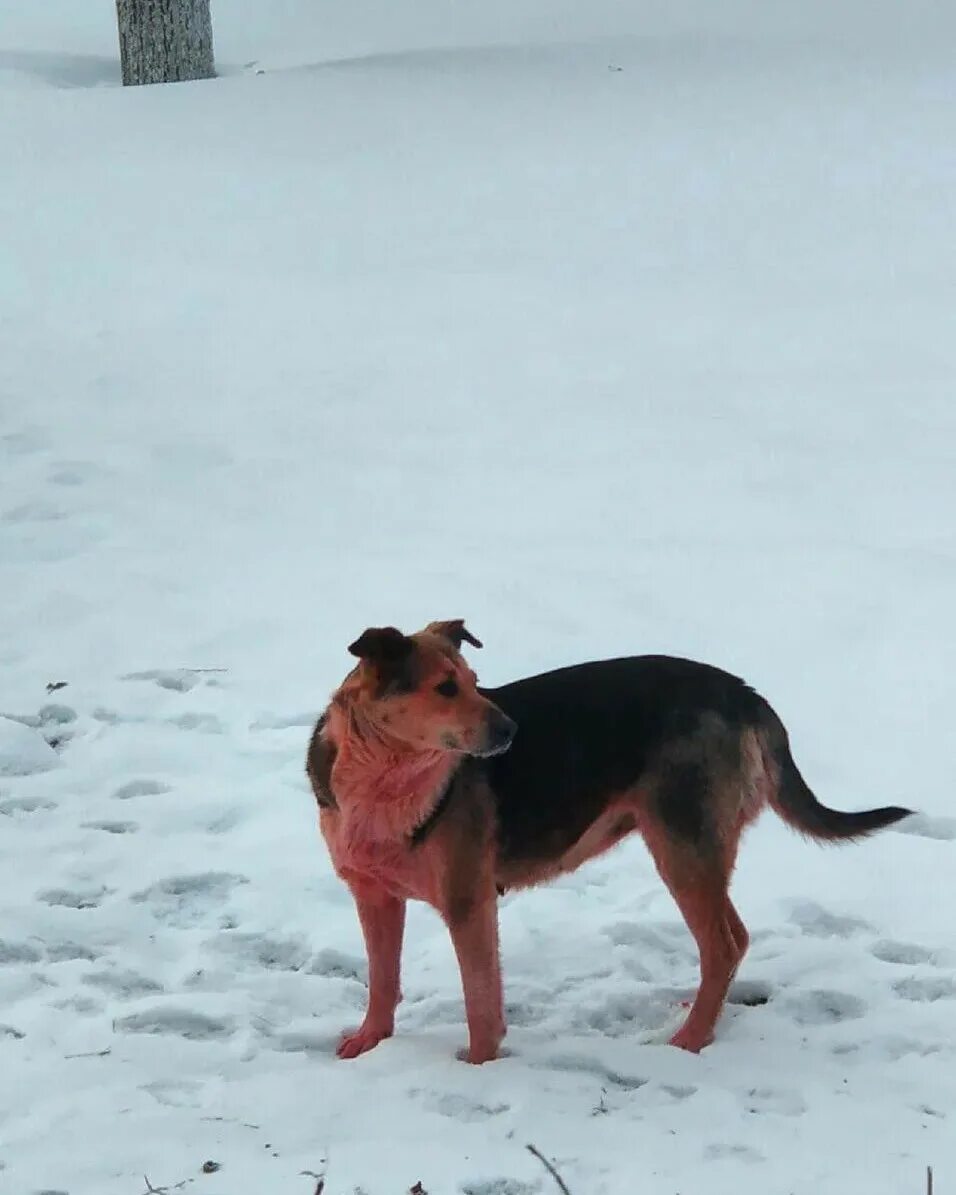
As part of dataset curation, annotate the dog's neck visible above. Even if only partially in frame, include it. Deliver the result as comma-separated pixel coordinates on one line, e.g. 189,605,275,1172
322,697,457,841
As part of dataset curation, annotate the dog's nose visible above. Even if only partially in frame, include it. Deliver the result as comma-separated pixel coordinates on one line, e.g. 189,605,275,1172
486,711,517,754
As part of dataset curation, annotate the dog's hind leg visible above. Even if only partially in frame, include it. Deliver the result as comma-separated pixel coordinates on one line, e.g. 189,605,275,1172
650,844,743,1051
640,760,750,1051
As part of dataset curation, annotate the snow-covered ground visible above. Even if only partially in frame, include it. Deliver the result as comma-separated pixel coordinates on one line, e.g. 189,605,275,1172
2,2,955,1192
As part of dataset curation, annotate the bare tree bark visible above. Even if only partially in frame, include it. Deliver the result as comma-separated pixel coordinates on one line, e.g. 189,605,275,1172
115,0,215,87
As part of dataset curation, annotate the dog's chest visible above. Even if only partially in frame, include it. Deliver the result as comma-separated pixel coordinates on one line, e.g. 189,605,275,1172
323,809,439,904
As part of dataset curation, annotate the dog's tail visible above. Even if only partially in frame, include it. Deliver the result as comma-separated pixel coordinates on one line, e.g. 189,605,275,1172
761,709,912,841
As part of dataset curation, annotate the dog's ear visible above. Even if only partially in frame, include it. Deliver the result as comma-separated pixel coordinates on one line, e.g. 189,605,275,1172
347,626,416,694
348,626,414,664
424,619,483,651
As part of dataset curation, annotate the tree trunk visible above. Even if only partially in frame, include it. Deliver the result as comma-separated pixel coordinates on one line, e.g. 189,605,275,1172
115,0,215,87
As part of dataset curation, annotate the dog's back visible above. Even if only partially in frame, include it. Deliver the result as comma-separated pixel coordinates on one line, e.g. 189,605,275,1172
482,655,766,869
481,654,908,868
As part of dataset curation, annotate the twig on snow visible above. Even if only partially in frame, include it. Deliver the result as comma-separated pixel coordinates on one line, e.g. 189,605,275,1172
139,1176,190,1194
526,1144,573,1195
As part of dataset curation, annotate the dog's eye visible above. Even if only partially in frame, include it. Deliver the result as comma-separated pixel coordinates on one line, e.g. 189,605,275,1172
435,677,458,698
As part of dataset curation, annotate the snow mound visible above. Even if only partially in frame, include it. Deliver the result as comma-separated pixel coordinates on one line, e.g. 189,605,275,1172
0,716,60,776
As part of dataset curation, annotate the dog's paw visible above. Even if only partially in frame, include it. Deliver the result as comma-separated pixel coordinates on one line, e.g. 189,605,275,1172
668,1023,714,1053
456,1041,504,1065
336,1021,393,1059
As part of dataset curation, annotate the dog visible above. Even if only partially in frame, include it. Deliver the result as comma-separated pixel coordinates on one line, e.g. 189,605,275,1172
307,620,910,1063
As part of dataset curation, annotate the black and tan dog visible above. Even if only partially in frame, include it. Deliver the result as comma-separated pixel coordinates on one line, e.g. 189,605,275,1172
308,620,910,1063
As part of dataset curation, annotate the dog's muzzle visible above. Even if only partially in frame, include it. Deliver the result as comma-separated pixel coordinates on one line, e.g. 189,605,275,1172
478,709,517,757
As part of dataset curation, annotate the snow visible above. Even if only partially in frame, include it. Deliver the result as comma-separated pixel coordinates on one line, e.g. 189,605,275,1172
2,1,955,1191
0,716,61,777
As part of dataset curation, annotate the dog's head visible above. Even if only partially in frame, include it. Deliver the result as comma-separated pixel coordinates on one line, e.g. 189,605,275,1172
341,620,516,758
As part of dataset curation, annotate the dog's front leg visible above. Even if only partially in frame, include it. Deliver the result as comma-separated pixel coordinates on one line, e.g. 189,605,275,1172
338,884,406,1059
447,894,505,1064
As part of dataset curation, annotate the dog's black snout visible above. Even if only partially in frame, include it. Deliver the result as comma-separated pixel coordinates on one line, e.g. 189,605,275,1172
486,710,517,754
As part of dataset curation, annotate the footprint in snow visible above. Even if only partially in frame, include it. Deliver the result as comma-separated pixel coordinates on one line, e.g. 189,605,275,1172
604,920,695,959
168,712,224,734
36,703,77,728
780,988,866,1025
743,1086,807,1116
572,989,674,1039
836,1035,944,1062
46,941,100,963
270,1029,342,1055
871,939,943,966
82,819,138,835
915,1102,946,1120
54,995,102,1016
92,707,148,726
417,1092,510,1122
130,872,248,927
113,778,171,800
114,1007,235,1041
893,976,956,1003
121,668,201,693
0,796,58,816
0,939,43,965
308,948,367,982
210,931,311,973
2,429,49,456
619,955,654,982
414,997,469,1029
726,979,772,1007
501,997,548,1028
38,887,111,910
205,809,245,834
540,1052,648,1091
83,969,163,998
1,501,66,523
788,900,872,938
141,1079,204,1108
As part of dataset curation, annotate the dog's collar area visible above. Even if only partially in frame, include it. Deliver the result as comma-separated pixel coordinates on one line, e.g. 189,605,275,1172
315,707,459,840
409,774,456,847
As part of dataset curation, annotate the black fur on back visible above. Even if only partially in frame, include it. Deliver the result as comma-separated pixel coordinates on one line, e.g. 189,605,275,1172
475,655,768,865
